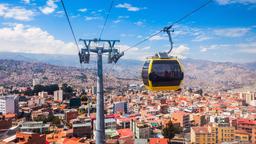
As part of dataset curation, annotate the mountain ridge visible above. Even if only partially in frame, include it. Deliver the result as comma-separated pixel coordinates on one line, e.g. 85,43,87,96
0,52,256,91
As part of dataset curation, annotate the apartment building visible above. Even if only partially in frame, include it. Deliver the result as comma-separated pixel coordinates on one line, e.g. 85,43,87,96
191,124,235,144
0,95,19,114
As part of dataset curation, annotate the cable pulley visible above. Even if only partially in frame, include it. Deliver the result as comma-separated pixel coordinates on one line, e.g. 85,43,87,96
163,26,175,55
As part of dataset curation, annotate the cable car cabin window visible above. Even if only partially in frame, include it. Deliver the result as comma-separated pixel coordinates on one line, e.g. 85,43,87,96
142,61,150,86
150,60,183,87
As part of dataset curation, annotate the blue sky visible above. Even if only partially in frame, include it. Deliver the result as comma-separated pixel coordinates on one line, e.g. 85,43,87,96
0,0,256,62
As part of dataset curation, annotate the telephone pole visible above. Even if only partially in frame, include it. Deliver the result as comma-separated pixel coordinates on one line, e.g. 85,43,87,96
79,38,123,144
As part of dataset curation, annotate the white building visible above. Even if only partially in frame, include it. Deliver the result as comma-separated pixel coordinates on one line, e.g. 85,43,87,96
0,95,19,114
54,90,63,102
240,91,256,105
32,78,41,87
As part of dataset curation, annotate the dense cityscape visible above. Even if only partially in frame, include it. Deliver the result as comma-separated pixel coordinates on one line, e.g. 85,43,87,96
0,59,256,144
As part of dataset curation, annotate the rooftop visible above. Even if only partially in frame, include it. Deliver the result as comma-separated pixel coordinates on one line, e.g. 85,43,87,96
237,118,256,125
192,126,209,134
117,128,133,138
149,138,169,144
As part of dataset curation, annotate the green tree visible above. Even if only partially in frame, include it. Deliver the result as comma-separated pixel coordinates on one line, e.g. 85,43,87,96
33,85,45,94
62,83,73,93
25,84,59,96
44,84,59,95
162,120,182,140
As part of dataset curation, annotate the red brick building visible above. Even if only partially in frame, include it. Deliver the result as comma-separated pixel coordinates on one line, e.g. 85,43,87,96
0,117,12,130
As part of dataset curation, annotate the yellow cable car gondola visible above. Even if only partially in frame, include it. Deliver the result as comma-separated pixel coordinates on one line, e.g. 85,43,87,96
141,27,184,91
142,53,184,91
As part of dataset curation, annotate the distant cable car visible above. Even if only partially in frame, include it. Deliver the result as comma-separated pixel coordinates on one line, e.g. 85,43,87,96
142,53,184,91
141,27,184,91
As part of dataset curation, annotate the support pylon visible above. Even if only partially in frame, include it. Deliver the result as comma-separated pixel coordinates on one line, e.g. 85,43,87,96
79,38,123,144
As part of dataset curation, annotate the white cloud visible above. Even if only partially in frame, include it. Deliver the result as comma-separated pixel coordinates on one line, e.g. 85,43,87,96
216,0,233,5
173,29,188,37
241,49,256,53
200,44,232,52
172,25,252,41
113,16,129,24
0,24,76,55
55,10,64,17
71,14,80,18
134,21,143,26
115,3,141,12
171,45,190,59
216,0,256,5
193,34,211,42
237,42,256,53
149,35,167,41
56,11,63,14
200,45,219,52
200,43,256,53
22,0,30,4
214,28,250,37
0,4,34,21
118,16,129,19
120,33,135,37
78,8,87,12
200,48,208,52
39,0,58,15
113,20,121,24
85,16,101,21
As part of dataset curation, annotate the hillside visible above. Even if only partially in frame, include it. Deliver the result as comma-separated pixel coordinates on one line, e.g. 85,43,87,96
182,58,256,91
0,53,256,91
0,59,137,89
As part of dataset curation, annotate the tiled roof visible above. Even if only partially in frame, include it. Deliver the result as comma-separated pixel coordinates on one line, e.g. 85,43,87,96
117,128,133,138
149,138,169,144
